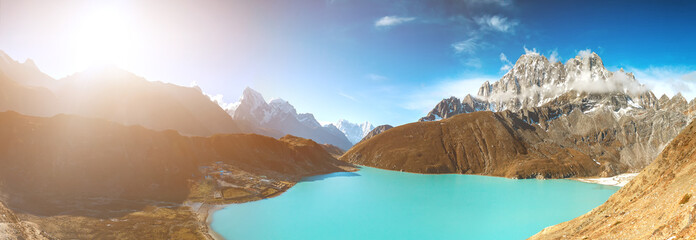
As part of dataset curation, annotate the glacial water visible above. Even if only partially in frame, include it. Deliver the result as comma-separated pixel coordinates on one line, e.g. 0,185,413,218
211,166,618,240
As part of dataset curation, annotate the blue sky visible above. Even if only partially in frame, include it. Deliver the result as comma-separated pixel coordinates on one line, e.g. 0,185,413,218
1,0,696,126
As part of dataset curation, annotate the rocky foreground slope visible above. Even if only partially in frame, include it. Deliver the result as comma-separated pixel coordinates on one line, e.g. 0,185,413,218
346,52,695,178
0,111,352,239
530,117,696,239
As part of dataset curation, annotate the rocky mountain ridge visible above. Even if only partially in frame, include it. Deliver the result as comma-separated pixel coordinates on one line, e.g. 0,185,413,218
0,51,244,137
421,51,662,122
226,87,354,150
349,52,696,178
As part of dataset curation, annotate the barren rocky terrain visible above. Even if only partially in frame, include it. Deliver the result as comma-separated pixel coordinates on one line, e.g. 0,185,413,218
530,117,696,239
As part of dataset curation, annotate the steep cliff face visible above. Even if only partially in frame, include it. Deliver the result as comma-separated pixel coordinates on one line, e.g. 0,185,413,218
530,119,696,239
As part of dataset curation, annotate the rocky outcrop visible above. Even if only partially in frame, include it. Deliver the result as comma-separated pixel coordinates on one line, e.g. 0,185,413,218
0,202,48,240
227,87,354,150
530,118,696,239
359,124,393,143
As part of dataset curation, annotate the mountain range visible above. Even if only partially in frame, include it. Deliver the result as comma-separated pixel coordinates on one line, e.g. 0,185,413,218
0,50,243,137
0,51,372,151
326,120,374,144
225,87,355,150
344,51,696,178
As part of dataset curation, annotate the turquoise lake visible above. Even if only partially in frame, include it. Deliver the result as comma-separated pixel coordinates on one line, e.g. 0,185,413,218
211,167,619,240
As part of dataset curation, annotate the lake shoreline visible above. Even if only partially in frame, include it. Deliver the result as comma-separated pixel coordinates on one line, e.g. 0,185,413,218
209,166,619,240
572,173,639,187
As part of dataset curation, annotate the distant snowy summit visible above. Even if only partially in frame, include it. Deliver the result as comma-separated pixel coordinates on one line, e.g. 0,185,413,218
225,87,373,150
325,120,374,145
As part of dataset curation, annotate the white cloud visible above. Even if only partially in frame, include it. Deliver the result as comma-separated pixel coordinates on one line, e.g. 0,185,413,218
548,49,560,63
577,49,593,59
464,58,482,68
568,70,648,96
475,15,519,32
452,37,478,54
366,73,388,81
339,91,358,102
403,77,497,113
375,16,415,28
628,66,696,100
190,81,237,111
523,46,539,56
499,53,513,71
469,0,513,7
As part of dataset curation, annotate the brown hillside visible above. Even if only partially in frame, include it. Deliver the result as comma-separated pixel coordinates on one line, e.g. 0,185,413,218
530,120,696,239
341,111,600,178
321,143,346,158
0,111,350,217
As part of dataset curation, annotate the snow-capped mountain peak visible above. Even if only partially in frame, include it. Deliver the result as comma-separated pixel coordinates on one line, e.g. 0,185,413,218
240,87,268,111
330,119,375,144
269,98,297,116
226,87,354,150
422,51,661,122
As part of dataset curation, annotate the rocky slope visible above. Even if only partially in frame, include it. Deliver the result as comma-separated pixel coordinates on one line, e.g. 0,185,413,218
530,118,696,239
0,202,48,240
370,51,695,177
227,87,354,150
0,111,352,239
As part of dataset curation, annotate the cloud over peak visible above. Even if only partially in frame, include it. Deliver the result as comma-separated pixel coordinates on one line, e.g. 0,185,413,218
375,16,416,28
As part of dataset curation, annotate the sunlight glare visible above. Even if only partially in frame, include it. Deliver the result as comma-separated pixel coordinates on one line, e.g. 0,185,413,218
68,4,137,71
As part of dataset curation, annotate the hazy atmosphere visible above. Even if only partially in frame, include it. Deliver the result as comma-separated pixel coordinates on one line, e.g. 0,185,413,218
3,0,696,126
